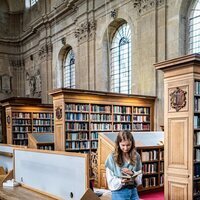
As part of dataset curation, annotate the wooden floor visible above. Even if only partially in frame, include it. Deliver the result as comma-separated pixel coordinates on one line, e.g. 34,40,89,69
0,186,56,200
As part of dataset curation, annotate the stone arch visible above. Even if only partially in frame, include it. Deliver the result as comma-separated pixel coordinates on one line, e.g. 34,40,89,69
101,18,134,91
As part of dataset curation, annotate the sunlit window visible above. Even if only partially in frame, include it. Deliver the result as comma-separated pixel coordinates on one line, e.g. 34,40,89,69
188,0,200,53
110,23,131,94
63,49,75,88
25,0,38,8
31,0,38,6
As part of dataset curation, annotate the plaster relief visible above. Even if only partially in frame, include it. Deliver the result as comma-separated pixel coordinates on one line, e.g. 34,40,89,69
132,0,164,14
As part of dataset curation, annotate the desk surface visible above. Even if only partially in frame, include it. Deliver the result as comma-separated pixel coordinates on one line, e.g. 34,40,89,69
0,186,56,200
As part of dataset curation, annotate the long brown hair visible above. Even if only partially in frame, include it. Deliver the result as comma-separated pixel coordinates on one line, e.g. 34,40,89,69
113,130,136,167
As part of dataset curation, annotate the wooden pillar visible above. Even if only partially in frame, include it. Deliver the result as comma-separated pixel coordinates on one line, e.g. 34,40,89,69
155,54,200,200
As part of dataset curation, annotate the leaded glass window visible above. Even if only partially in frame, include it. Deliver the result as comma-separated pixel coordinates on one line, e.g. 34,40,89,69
63,49,75,88
110,23,131,94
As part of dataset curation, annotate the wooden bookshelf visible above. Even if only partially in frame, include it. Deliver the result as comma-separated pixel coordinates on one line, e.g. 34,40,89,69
155,54,200,200
50,88,155,153
0,97,42,144
2,103,53,146
28,133,54,150
97,131,164,192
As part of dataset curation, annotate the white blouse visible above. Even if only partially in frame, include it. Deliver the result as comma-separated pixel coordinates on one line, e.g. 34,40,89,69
106,167,143,191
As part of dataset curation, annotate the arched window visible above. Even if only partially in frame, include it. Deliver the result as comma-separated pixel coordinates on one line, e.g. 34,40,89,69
63,49,75,88
110,23,131,94
188,0,200,53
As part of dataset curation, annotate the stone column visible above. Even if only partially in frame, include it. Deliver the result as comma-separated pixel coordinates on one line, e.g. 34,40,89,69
75,19,96,90
38,43,53,103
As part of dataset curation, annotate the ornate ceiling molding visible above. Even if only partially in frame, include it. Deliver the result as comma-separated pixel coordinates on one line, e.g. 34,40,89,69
74,20,96,43
132,0,165,14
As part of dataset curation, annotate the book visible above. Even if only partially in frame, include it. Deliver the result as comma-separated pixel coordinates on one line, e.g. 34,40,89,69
121,170,142,179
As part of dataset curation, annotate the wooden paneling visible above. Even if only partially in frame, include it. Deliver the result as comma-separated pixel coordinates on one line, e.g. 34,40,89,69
168,118,188,168
169,182,188,200
54,124,64,151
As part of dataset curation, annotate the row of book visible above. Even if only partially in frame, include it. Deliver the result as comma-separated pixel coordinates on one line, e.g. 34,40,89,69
114,115,131,122
12,112,31,119
39,145,54,150
66,113,89,121
113,106,131,114
133,115,150,122
113,124,131,130
66,132,88,140
66,141,90,149
13,139,28,145
13,126,31,132
66,122,89,130
91,114,112,121
65,141,98,149
13,119,31,125
33,127,52,132
32,113,52,119
133,107,150,114
91,105,111,113
133,123,150,130
90,123,112,131
141,150,158,161
143,177,157,188
142,163,158,174
33,119,51,125
65,104,89,112
13,133,27,139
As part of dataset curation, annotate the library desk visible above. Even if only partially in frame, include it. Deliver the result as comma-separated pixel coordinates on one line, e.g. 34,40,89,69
0,186,56,200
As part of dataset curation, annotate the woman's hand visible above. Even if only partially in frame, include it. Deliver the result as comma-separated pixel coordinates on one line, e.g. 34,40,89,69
121,168,133,176
121,178,131,183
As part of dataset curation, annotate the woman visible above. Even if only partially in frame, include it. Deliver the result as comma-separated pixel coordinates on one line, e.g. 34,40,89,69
105,130,142,200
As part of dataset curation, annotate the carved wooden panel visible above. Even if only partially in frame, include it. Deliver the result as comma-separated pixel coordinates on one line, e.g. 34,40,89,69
168,118,188,168
168,86,188,113
169,181,188,200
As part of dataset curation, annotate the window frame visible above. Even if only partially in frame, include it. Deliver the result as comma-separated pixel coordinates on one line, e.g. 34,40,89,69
63,49,75,88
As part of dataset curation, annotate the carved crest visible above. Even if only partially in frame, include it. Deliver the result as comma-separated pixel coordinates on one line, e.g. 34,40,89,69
170,87,187,112
56,107,62,120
